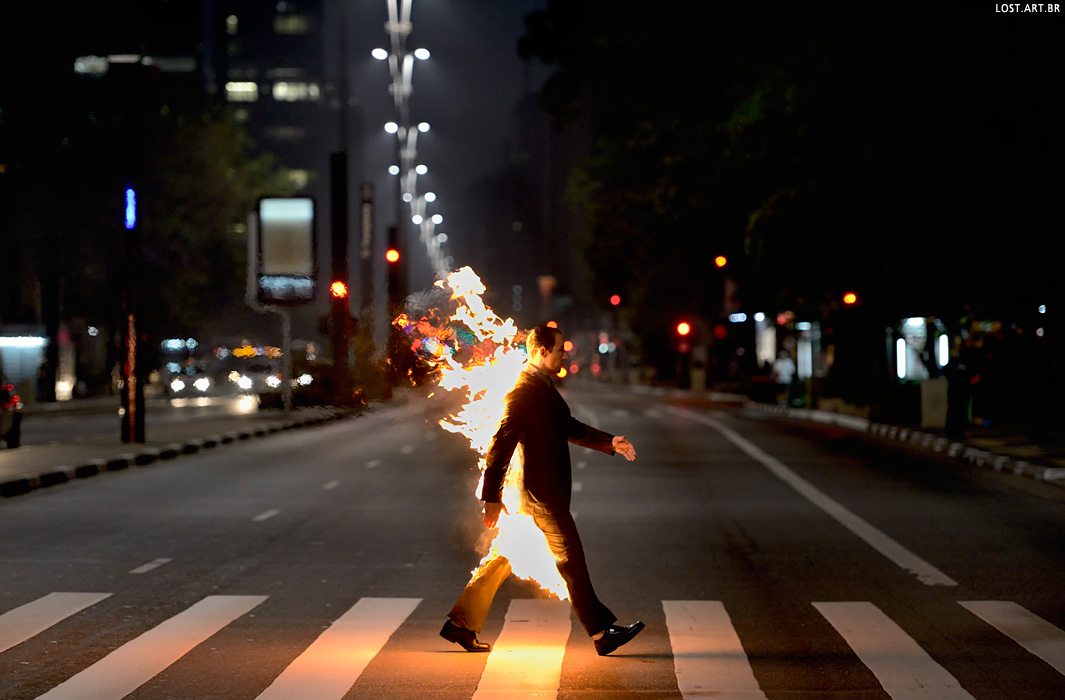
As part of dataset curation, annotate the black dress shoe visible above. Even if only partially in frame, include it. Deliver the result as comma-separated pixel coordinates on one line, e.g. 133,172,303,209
593,621,645,656
440,619,491,652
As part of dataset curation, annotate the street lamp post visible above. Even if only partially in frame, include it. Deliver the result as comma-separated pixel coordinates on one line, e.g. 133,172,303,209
374,1,433,290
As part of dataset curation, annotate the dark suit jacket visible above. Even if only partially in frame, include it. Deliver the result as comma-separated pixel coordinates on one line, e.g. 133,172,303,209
481,367,615,510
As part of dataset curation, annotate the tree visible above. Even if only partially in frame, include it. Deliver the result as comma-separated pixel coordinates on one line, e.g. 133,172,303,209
519,4,1063,383
137,106,297,341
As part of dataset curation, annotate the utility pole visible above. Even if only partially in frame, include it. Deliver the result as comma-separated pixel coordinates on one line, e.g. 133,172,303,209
112,58,154,443
329,0,352,404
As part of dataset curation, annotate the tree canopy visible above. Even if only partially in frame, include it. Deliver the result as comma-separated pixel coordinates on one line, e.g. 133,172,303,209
518,3,1064,349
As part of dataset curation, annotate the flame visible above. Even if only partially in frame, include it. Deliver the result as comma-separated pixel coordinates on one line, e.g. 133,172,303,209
395,267,569,600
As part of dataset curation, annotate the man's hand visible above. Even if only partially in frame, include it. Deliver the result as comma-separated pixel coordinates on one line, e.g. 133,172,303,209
482,501,507,529
612,435,637,461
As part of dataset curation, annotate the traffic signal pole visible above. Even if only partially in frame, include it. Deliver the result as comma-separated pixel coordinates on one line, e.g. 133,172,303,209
330,152,351,403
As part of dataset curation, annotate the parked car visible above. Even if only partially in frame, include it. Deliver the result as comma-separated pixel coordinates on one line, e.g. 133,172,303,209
0,381,23,448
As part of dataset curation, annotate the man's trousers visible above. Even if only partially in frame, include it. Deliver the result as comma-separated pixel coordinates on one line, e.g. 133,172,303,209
448,505,616,637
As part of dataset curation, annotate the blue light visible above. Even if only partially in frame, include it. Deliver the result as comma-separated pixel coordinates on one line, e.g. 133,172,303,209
125,187,136,229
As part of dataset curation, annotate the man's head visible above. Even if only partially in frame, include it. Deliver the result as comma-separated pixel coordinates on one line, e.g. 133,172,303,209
526,325,566,374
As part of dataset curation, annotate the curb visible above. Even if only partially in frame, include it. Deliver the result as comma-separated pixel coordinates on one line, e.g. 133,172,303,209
745,403,1065,488
0,409,355,499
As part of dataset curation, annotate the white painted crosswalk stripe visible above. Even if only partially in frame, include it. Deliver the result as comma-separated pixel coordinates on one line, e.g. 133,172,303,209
663,600,768,700
814,601,976,700
472,598,572,700
960,601,1065,676
254,597,421,700
0,592,111,655
35,594,268,700
8,593,1065,698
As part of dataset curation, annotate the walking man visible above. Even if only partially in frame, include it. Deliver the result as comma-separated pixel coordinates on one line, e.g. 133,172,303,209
440,324,644,656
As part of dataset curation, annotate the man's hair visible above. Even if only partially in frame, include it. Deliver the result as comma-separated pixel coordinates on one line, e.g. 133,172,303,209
527,325,563,355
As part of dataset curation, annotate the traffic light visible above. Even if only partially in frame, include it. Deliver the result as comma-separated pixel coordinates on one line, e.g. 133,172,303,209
714,255,727,268
676,321,692,336
609,294,621,306
843,291,859,306
386,225,403,307
330,281,349,298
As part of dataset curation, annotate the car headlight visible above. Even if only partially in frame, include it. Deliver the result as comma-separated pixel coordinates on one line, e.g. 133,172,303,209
265,375,281,389
170,379,186,393
237,375,253,390
193,377,210,392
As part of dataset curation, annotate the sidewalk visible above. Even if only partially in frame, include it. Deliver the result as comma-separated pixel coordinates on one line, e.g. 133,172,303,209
0,401,356,499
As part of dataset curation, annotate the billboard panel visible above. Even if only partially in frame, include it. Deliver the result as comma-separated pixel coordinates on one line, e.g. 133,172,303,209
257,197,316,304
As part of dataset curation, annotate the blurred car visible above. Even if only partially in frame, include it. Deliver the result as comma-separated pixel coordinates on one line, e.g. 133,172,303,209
1,381,23,448
226,360,283,395
164,364,214,398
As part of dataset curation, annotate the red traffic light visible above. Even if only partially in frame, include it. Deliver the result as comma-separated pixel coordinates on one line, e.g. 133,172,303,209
714,255,727,268
609,294,621,306
385,248,400,263
330,281,349,298
676,321,691,336
843,291,859,305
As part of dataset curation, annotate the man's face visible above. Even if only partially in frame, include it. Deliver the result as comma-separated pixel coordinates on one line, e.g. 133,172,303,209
540,335,567,374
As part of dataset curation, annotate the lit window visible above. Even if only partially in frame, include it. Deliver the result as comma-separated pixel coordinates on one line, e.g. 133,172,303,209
274,15,310,34
225,81,258,102
272,82,320,101
287,170,311,189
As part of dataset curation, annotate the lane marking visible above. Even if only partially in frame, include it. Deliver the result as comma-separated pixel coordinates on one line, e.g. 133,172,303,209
322,480,340,490
36,595,267,700
572,481,583,493
400,445,415,455
960,601,1065,676
252,509,281,522
366,459,382,469
663,600,768,700
0,592,112,654
472,598,572,700
130,558,172,575
575,460,587,470
667,407,956,586
814,601,975,700
255,597,421,700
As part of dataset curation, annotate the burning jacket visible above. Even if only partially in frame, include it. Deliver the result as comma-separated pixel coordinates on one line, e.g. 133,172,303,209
481,367,615,510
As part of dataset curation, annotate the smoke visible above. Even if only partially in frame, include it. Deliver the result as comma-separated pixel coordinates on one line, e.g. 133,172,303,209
403,282,453,318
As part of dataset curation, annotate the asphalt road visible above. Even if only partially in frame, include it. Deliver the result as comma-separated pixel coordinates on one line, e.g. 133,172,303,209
2,385,1064,699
